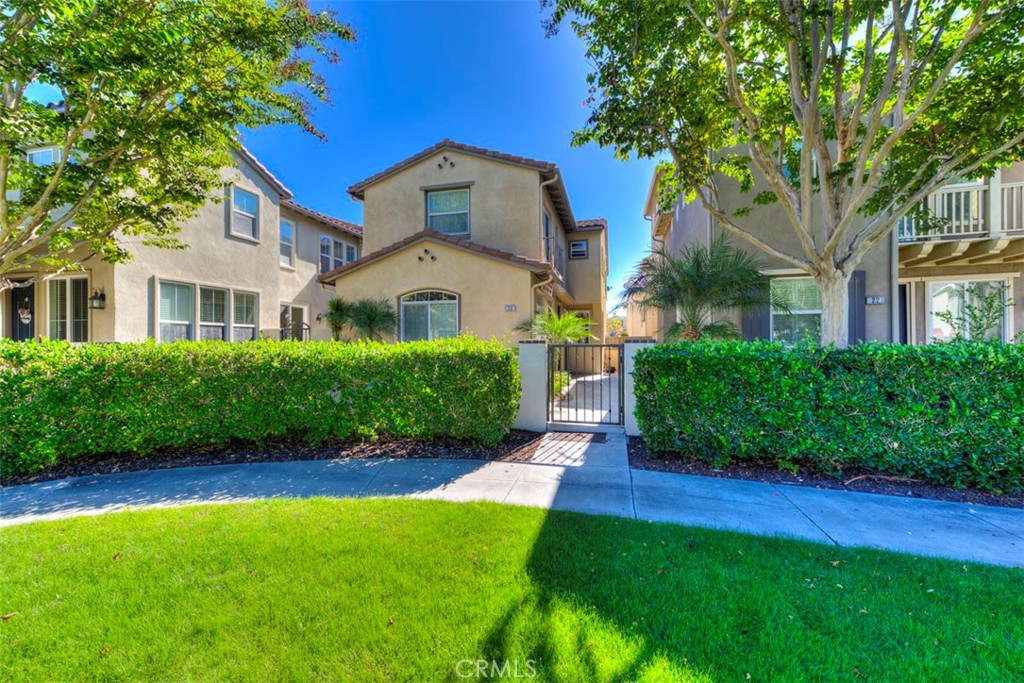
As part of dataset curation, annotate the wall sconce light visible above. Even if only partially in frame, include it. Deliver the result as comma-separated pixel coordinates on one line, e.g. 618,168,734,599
316,312,326,323
17,298,32,324
88,288,106,309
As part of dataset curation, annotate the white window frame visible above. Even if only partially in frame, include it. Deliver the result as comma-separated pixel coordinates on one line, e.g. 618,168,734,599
769,276,823,344
232,290,259,342
926,277,1011,343
426,188,470,236
46,275,89,342
198,286,229,341
400,290,460,341
27,147,62,166
230,186,260,241
157,280,196,343
320,234,352,274
543,211,552,262
280,218,295,269
569,239,589,260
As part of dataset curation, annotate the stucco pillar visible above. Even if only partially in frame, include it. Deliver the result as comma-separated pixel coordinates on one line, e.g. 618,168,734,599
623,338,656,437
513,341,548,433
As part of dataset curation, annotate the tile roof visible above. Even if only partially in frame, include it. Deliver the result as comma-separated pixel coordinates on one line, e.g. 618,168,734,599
346,139,579,233
281,199,363,238
318,229,552,283
575,218,608,231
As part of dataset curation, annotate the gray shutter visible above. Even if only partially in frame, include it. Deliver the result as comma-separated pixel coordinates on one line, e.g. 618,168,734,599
848,270,866,345
743,283,772,341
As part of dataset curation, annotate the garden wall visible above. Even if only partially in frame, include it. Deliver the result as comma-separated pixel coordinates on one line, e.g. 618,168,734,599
0,337,520,475
633,341,1024,492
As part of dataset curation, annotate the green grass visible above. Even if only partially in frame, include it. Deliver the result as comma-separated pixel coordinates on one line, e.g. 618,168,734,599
1,499,1022,682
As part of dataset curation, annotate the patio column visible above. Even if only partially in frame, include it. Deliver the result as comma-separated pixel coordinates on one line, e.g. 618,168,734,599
513,340,547,432
623,338,656,437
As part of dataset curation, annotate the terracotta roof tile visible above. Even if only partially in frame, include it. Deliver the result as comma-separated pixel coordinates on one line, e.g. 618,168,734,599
318,230,551,283
574,218,607,231
281,199,363,238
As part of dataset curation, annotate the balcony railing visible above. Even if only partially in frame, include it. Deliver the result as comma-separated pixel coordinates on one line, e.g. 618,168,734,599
898,181,1024,242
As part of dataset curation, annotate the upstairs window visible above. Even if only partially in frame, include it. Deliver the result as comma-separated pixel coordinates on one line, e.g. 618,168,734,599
426,189,470,235
280,219,295,267
569,240,589,260
320,235,353,273
543,211,552,262
346,244,357,262
231,187,259,240
27,148,60,166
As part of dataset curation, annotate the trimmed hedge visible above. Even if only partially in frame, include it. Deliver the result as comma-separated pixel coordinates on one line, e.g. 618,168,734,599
633,341,1024,492
0,336,520,476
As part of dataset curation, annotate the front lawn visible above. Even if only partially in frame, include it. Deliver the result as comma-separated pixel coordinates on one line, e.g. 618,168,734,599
1,499,1021,682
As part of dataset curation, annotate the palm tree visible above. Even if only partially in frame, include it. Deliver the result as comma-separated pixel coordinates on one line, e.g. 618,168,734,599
515,310,593,343
326,297,397,341
624,235,783,341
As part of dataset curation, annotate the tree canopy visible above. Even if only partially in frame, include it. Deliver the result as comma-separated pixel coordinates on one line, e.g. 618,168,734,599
0,0,352,288
547,0,1024,346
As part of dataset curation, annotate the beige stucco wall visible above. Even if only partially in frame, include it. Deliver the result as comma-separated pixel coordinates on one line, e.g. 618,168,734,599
330,239,535,342
361,151,544,259
563,229,609,339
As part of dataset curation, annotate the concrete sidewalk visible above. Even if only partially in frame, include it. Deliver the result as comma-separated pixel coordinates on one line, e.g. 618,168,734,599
2,432,1022,568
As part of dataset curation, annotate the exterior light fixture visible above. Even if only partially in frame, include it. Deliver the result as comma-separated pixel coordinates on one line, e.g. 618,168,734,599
88,288,106,309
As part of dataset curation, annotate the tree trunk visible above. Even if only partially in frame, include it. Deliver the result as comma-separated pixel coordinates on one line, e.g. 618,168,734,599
817,268,851,348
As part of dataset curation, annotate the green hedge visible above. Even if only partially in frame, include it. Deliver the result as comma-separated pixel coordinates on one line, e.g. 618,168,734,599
633,341,1024,492
0,336,520,476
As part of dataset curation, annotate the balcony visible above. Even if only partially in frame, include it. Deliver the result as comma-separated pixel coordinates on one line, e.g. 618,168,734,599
898,179,1024,267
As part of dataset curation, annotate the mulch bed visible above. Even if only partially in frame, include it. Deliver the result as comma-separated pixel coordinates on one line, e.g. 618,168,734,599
1,431,547,487
629,436,1024,509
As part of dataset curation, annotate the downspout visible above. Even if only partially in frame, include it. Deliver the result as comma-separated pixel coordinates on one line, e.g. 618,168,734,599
538,174,560,314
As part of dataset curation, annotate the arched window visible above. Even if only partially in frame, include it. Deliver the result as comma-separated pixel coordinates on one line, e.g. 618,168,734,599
400,291,459,341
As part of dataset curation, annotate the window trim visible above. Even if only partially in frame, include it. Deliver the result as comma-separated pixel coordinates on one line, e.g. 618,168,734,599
26,146,62,166
425,188,471,236
926,277,1011,343
198,286,229,341
769,276,823,344
45,274,89,342
229,186,260,242
569,239,589,260
155,277,260,342
232,290,259,342
320,234,355,274
543,211,552,262
279,218,295,269
157,279,196,343
399,290,460,342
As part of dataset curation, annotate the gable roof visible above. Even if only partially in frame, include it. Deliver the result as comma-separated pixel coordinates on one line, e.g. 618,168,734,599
318,229,551,283
233,145,293,200
346,139,579,232
281,200,362,238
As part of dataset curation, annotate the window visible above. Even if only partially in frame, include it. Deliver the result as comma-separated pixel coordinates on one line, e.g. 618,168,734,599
47,277,88,342
27,148,59,166
199,287,228,341
569,240,589,260
426,189,470,235
543,211,552,262
280,219,295,268
231,187,259,240
400,291,459,341
771,277,822,345
159,281,194,342
320,235,352,273
280,303,307,340
233,292,257,341
929,280,1007,342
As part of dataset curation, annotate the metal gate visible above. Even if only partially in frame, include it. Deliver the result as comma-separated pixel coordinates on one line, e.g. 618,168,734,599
548,343,624,425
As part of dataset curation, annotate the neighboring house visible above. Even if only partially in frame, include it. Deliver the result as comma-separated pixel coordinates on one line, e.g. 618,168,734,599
1,147,361,343
319,139,608,342
627,163,1024,344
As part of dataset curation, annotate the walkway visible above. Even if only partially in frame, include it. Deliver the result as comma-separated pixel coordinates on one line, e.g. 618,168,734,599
2,432,1022,568
550,375,620,424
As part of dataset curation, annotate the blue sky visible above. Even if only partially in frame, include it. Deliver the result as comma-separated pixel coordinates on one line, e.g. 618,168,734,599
241,0,659,313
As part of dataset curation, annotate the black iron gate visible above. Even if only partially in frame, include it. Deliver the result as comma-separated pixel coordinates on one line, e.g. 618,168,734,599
548,343,624,425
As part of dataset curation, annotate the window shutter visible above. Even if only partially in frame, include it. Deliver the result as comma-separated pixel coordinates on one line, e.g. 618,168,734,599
847,270,866,345
742,284,771,341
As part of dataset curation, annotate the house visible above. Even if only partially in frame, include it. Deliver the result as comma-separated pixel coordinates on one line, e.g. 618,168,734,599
2,147,361,343
319,140,608,342
626,164,1024,344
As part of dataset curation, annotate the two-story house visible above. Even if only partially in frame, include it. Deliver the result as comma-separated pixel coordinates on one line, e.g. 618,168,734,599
627,162,1024,345
2,147,361,343
319,140,608,342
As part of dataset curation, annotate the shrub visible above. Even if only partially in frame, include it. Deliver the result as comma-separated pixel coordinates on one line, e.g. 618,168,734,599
633,341,1024,492
0,336,520,476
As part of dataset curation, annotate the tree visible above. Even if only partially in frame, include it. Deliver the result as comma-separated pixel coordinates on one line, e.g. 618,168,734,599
326,297,397,342
515,310,593,344
0,0,352,290
606,314,624,337
624,235,783,341
546,0,1024,347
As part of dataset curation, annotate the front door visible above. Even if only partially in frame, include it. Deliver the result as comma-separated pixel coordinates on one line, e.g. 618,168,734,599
10,283,35,341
